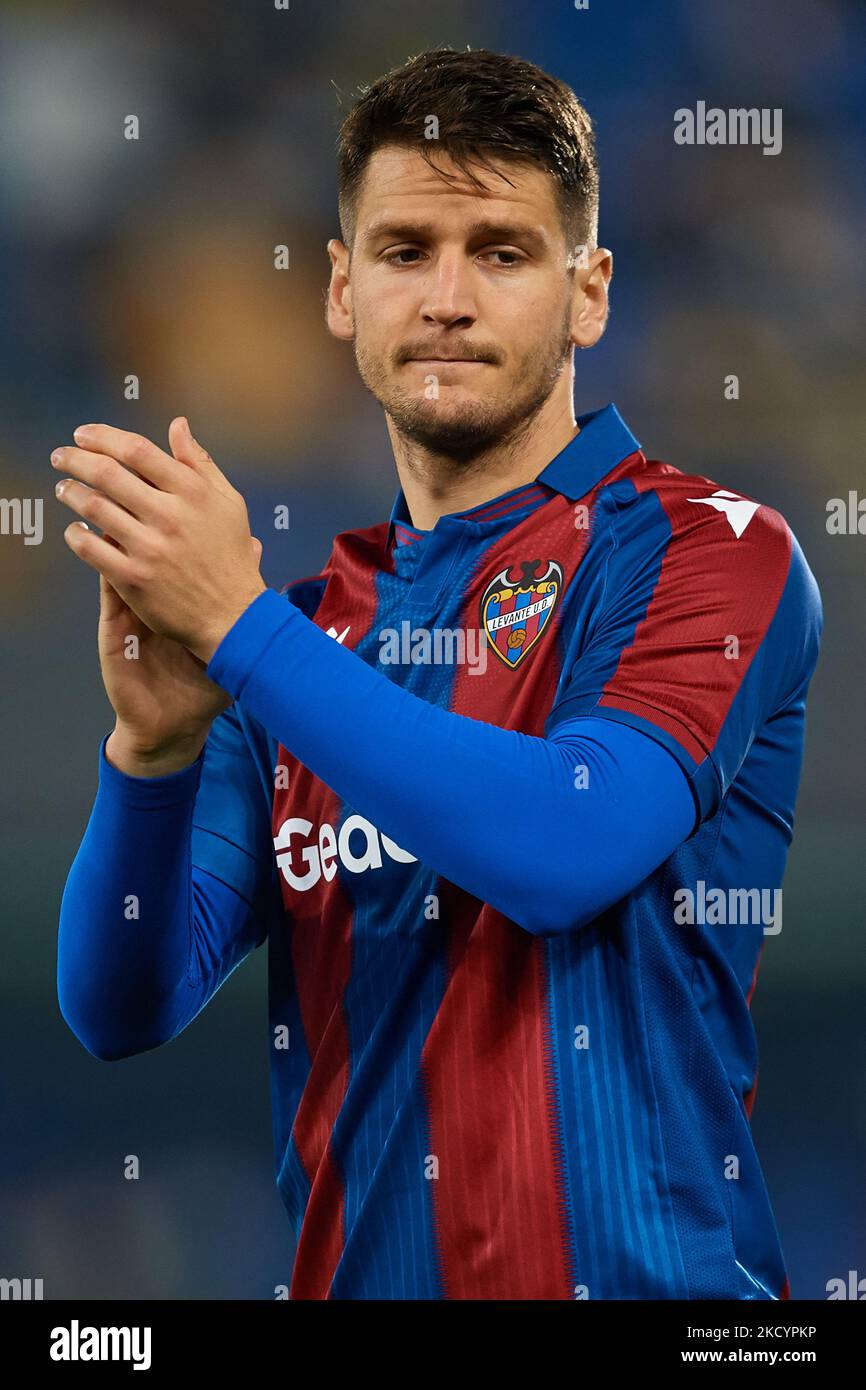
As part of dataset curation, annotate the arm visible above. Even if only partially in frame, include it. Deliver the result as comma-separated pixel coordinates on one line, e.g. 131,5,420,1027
57,706,279,1060
206,589,698,936
52,422,821,943
205,501,823,937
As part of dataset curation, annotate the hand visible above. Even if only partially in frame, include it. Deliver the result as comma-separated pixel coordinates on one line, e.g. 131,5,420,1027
97,534,265,775
52,417,267,663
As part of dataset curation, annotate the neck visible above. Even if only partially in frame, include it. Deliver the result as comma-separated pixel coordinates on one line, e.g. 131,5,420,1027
388,389,579,532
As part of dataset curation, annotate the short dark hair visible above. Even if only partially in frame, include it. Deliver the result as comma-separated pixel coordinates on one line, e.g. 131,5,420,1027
336,46,599,260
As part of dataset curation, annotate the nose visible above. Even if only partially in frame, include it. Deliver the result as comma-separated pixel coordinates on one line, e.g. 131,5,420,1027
419,248,477,328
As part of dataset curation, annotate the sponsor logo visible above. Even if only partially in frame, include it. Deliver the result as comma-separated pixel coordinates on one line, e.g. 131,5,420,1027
688,489,760,538
274,814,416,891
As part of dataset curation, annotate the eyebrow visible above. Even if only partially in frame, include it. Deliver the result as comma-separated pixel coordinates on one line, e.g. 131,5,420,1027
361,218,549,254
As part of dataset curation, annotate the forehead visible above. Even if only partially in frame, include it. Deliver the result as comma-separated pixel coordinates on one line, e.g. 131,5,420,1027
354,144,562,233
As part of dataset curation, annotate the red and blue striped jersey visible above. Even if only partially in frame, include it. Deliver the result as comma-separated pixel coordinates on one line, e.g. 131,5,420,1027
194,401,822,1298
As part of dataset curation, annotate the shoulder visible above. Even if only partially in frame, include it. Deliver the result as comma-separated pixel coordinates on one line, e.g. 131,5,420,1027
593,455,822,688
599,455,804,600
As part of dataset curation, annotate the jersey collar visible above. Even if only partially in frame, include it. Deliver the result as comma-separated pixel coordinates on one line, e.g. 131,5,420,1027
386,402,641,551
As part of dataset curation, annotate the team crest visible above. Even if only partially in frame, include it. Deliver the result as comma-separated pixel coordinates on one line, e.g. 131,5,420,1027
479,558,563,669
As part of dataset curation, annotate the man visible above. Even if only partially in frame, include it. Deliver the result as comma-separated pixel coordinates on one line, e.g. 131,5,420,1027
56,47,822,1299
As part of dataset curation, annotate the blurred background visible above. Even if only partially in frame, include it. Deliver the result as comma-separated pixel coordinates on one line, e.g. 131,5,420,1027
1,0,863,1299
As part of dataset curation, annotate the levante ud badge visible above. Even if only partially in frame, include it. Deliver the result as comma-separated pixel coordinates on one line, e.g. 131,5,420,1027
479,559,563,669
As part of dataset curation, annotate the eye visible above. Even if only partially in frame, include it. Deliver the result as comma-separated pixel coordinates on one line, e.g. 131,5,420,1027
483,249,523,268
383,248,424,266
381,247,525,268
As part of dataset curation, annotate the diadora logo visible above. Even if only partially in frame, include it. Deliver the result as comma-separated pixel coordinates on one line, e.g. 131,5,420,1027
479,558,563,669
326,624,350,643
273,814,417,891
687,489,760,538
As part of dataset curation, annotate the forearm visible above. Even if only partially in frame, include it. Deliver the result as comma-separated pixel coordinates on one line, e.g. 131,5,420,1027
57,736,257,1058
208,590,698,934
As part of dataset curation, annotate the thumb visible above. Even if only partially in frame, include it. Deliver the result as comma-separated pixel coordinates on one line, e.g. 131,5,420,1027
168,415,217,473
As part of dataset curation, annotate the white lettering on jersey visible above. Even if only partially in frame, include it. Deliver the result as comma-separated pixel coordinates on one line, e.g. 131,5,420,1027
326,624,351,643
687,489,760,539
274,814,417,891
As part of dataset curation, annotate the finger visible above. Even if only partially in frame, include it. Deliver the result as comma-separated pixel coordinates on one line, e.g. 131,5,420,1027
51,446,163,521
168,415,232,491
70,423,186,493
98,534,132,621
54,477,148,549
64,520,138,588
169,415,210,469
99,568,126,622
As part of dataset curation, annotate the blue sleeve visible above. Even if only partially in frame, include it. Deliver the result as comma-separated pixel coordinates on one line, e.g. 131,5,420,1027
206,587,697,937
57,706,279,1061
189,700,282,906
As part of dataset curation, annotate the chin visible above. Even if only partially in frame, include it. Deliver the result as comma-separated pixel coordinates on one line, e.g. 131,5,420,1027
395,406,504,457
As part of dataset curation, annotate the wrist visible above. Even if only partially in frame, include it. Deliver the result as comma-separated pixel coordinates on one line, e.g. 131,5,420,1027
106,724,208,778
190,580,269,665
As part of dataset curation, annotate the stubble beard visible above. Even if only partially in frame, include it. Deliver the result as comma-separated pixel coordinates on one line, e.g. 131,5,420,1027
353,303,575,468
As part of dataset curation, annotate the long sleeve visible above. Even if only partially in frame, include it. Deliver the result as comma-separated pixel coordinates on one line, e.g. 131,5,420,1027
57,719,278,1061
206,588,698,937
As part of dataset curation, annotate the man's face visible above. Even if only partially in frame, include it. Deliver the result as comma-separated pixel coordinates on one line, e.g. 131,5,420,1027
328,145,592,460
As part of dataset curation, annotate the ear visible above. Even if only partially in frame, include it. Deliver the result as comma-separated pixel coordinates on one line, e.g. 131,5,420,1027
325,237,355,342
572,247,613,349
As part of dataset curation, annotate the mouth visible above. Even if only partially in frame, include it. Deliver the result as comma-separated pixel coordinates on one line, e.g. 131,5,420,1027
407,357,491,366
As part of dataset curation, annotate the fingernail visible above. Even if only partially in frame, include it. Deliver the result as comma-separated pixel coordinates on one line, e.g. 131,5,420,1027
51,449,64,467
73,424,93,443
55,479,67,496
